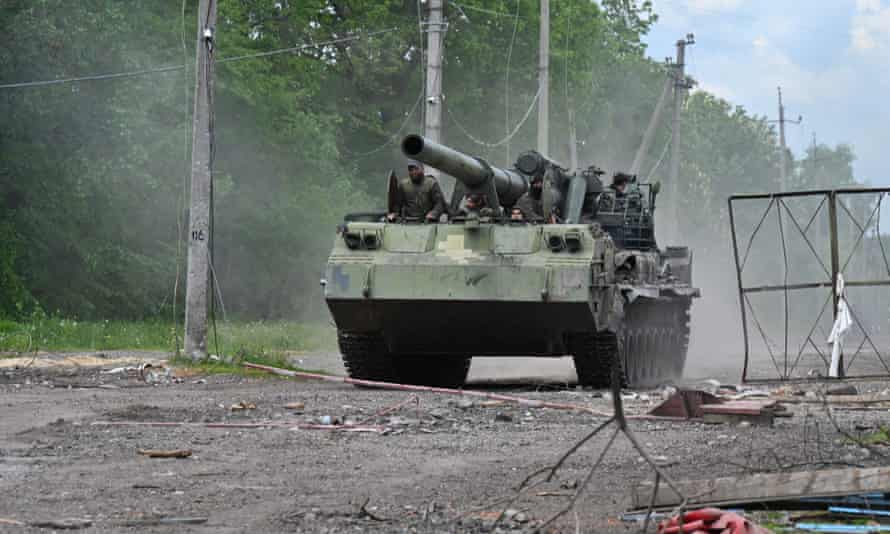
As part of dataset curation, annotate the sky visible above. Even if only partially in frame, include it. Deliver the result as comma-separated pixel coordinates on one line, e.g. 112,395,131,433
645,0,890,187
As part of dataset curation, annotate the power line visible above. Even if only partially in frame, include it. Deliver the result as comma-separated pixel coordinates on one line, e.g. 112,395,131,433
450,1,522,18
215,28,397,63
343,87,425,158
446,86,541,148
0,64,186,90
0,29,399,90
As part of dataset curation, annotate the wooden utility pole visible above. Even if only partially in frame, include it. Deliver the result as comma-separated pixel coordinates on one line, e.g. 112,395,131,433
184,0,217,361
667,34,694,240
537,0,550,156
629,74,672,177
424,0,446,186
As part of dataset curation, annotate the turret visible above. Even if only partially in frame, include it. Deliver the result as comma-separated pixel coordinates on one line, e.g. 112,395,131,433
401,134,527,209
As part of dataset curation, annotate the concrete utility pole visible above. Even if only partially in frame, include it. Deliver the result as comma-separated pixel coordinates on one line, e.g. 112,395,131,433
424,0,446,186
772,86,802,192
667,34,694,240
568,108,578,172
629,74,672,177
184,0,217,361
537,0,550,156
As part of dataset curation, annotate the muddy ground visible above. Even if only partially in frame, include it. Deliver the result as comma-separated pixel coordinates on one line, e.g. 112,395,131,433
1,352,889,533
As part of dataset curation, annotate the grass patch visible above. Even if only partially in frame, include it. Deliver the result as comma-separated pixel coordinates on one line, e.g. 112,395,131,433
852,427,890,446
169,351,330,377
0,318,336,359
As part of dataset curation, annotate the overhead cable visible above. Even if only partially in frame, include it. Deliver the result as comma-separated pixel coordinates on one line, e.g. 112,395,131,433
450,1,521,18
215,28,397,64
0,28,398,90
446,86,541,148
343,88,425,158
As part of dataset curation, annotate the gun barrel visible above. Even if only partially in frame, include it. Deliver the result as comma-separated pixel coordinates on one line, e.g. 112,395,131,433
402,135,527,205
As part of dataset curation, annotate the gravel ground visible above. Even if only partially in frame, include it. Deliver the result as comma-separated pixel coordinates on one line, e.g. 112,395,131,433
1,351,888,533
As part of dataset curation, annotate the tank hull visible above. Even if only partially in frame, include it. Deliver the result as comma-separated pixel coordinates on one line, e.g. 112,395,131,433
324,218,698,388
326,299,593,356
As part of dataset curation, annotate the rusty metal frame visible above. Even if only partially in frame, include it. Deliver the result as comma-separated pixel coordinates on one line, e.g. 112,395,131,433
728,187,890,382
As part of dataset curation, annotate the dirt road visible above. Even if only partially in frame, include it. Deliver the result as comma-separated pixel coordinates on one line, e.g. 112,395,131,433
0,352,886,532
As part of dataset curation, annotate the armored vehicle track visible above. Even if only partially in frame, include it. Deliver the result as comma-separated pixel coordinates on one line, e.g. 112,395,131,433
338,331,471,388
621,299,690,387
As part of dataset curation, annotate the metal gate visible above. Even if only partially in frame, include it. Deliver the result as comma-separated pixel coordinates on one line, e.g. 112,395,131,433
728,188,890,381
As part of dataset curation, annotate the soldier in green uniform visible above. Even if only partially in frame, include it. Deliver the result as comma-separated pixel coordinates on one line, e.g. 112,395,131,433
387,160,447,222
514,174,558,223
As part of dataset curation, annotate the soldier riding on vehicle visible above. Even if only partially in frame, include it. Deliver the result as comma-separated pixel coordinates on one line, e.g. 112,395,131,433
387,160,447,222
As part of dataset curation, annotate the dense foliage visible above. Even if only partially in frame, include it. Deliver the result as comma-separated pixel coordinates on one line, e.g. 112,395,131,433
0,0,866,321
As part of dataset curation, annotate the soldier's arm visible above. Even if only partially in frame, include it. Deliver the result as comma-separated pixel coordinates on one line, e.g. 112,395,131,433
428,180,447,219
516,194,542,222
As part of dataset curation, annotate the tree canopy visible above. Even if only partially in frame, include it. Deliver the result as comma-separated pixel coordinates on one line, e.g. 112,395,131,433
0,0,867,321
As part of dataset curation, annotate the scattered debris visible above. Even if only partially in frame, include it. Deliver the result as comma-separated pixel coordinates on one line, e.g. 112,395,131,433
826,385,859,396
828,506,890,517
800,493,890,508
118,517,208,527
796,523,890,533
494,412,513,423
358,498,386,521
648,389,721,419
137,449,192,459
242,362,613,417
230,401,256,411
318,415,341,425
27,518,94,530
701,400,784,426
695,379,723,394
455,399,475,410
284,401,305,411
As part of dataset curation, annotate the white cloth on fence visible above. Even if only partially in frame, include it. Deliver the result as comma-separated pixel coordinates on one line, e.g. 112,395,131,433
827,274,852,378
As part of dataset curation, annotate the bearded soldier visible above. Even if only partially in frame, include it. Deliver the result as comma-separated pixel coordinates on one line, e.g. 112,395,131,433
387,160,447,222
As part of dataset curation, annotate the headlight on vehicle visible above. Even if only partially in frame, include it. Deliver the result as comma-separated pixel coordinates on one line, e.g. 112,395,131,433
362,231,380,250
343,232,362,249
546,233,565,252
564,231,582,253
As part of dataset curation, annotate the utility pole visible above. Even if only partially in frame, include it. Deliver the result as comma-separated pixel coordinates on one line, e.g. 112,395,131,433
771,86,802,192
184,0,217,361
629,73,672,177
424,0,446,188
666,33,694,241
537,0,550,156
568,108,578,172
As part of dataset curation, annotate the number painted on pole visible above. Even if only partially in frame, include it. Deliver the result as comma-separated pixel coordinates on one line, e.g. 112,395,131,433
191,229,205,241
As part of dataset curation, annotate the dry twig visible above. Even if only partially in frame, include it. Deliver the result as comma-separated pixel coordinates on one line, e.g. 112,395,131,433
489,338,688,532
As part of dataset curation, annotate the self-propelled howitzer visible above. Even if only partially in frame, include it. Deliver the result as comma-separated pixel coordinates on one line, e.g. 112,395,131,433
323,135,699,389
